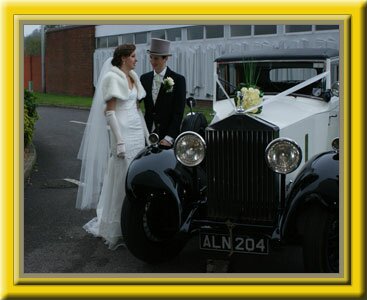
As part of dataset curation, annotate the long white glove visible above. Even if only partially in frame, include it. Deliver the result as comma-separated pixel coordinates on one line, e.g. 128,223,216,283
105,110,126,159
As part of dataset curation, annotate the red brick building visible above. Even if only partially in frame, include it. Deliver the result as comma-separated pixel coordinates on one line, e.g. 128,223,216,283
44,25,95,97
24,55,42,92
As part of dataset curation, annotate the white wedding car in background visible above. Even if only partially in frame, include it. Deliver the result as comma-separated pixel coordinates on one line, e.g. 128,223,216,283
122,48,340,273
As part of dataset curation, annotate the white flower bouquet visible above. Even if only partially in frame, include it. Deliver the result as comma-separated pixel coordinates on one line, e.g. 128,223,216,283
240,86,263,114
235,62,263,114
163,77,174,93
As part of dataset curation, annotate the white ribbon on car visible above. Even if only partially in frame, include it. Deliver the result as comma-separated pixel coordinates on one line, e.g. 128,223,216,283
215,70,330,113
243,71,330,113
216,75,231,100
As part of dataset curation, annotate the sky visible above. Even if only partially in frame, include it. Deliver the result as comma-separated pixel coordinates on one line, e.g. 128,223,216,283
24,25,41,37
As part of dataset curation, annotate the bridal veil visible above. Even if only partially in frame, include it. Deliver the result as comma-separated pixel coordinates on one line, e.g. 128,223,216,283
76,57,113,210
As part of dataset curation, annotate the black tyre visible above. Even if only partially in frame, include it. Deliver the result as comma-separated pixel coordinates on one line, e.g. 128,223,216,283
121,195,187,263
302,204,339,272
180,112,208,138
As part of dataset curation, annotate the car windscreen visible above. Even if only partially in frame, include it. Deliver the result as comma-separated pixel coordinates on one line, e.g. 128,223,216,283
216,61,326,100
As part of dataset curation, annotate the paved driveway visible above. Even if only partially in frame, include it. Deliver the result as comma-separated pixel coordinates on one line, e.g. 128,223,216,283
24,106,304,274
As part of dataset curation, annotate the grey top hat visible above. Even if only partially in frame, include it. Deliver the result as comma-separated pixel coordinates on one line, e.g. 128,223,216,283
147,38,172,56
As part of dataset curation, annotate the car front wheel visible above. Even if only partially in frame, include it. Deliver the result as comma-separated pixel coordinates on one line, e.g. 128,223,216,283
121,195,187,263
302,204,339,273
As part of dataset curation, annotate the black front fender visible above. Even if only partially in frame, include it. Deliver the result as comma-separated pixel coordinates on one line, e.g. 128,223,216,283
126,146,179,201
125,145,206,230
281,151,339,240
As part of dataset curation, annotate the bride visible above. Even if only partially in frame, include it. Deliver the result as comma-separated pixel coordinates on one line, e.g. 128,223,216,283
76,44,148,250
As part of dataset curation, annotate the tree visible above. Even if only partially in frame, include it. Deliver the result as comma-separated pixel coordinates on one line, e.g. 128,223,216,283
24,28,41,56
24,25,67,56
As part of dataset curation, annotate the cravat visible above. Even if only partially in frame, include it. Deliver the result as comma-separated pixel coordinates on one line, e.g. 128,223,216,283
151,73,163,132
152,73,162,104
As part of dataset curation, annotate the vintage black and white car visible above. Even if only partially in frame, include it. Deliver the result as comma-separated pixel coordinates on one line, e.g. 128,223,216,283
121,48,340,273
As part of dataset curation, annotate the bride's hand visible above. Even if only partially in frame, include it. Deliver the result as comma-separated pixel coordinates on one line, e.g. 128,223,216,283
117,142,126,159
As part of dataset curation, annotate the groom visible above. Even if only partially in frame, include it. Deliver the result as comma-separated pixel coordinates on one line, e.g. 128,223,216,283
140,38,186,147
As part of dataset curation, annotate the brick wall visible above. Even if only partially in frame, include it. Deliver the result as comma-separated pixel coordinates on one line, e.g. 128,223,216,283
24,55,42,92
45,26,95,97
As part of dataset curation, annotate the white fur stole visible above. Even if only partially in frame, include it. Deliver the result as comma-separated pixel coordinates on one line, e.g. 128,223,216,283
101,66,146,102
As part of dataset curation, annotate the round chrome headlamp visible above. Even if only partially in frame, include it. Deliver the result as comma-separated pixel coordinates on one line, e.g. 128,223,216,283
265,138,302,174
148,133,159,145
174,131,206,167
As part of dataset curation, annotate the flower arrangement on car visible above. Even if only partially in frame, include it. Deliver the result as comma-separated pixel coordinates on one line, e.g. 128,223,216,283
235,62,263,114
236,86,264,114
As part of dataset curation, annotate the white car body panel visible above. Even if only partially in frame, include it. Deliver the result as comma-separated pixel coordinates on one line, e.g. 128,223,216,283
259,96,330,129
211,95,339,182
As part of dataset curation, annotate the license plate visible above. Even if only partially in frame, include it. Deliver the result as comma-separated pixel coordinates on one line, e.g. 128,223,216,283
199,232,269,255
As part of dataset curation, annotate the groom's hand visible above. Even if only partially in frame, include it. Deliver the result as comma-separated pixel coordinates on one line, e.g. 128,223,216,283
159,139,172,147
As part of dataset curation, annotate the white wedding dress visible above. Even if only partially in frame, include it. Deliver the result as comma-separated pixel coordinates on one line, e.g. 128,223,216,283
83,86,145,250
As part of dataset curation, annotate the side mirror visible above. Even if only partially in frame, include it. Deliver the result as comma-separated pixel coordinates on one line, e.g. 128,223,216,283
186,97,196,109
331,137,339,152
323,89,333,102
331,81,339,97
186,97,196,115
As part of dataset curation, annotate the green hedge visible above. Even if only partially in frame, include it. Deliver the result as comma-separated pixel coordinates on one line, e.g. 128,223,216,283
24,90,39,146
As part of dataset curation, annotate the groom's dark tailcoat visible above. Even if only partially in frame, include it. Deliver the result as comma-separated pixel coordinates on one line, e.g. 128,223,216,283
140,67,186,140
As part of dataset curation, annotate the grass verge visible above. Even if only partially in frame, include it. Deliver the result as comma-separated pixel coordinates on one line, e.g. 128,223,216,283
34,92,93,108
34,92,214,122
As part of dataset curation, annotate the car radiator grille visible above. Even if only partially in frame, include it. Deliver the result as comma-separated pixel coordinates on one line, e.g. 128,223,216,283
206,123,279,224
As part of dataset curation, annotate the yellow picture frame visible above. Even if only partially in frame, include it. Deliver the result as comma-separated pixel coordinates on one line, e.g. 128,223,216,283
1,0,365,298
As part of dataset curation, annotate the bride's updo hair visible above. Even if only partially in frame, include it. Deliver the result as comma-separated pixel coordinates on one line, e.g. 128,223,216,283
111,44,136,67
